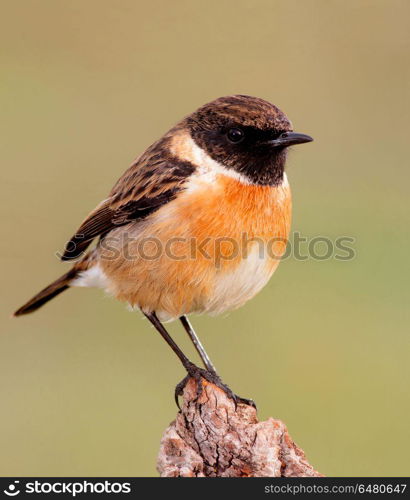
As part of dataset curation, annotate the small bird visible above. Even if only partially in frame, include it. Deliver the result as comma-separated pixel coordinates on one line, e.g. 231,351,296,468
14,95,312,406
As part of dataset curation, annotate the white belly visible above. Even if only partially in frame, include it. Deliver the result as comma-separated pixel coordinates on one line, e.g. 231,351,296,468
201,244,278,316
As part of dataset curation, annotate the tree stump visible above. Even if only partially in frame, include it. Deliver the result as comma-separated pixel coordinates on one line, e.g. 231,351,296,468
157,378,323,477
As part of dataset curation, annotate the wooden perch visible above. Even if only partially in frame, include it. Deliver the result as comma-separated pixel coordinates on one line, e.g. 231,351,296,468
157,378,323,477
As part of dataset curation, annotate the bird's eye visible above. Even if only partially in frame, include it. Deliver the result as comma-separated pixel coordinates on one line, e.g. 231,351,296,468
227,128,244,143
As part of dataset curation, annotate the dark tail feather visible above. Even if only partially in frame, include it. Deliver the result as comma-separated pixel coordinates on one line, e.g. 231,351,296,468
13,268,78,317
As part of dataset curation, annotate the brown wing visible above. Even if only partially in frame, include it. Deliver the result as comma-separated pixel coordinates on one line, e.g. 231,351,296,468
61,136,195,260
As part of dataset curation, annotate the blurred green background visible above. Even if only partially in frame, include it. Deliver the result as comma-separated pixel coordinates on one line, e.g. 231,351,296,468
1,0,409,477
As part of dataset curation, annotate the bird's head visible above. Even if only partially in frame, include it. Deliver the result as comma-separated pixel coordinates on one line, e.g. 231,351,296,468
185,95,313,185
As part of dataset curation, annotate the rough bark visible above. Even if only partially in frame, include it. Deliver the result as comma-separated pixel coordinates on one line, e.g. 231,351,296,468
157,378,323,477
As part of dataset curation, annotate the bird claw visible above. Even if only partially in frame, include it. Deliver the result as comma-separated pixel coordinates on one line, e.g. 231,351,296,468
174,362,256,411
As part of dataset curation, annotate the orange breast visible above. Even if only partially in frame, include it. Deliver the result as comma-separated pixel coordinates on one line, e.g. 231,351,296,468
99,174,292,320
180,174,292,265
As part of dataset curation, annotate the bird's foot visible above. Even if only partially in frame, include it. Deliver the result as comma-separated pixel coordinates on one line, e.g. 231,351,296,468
175,361,256,410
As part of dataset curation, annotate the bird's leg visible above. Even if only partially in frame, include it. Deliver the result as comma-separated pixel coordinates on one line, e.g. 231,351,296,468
179,315,217,373
178,315,256,409
144,311,192,370
144,312,256,409
144,311,207,407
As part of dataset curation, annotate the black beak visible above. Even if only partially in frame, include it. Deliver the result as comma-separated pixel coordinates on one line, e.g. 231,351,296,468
268,132,313,148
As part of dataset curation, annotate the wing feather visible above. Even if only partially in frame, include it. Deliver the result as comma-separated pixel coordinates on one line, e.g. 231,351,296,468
61,135,195,260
